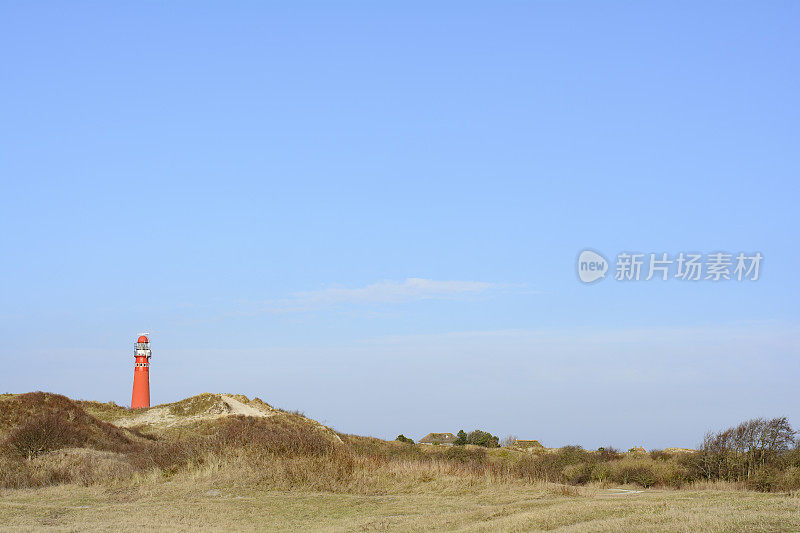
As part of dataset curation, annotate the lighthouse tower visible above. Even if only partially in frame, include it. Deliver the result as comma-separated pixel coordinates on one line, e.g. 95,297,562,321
131,334,152,409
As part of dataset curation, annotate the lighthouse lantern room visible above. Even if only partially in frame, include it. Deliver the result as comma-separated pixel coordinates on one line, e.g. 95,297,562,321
131,334,151,409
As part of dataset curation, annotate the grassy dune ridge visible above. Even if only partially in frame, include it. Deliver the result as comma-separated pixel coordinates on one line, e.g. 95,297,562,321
1,392,798,531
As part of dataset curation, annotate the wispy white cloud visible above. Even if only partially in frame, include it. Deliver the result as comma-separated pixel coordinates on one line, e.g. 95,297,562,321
264,277,512,312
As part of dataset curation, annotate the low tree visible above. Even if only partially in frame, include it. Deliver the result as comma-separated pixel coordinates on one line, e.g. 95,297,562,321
454,429,499,448
692,417,796,483
395,434,414,444
467,430,499,448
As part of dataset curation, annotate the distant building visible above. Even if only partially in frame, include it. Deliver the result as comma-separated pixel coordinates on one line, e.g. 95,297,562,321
418,432,457,445
514,439,544,449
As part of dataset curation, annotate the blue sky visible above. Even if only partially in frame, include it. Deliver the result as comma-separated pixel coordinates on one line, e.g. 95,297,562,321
1,2,798,449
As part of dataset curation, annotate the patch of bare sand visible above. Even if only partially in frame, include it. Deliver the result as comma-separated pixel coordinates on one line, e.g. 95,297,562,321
112,393,342,443
114,394,275,429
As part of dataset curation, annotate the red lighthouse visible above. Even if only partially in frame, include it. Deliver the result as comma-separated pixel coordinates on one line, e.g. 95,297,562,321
131,334,152,409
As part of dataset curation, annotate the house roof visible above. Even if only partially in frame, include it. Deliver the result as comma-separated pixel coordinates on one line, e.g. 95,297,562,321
514,439,543,448
418,432,457,444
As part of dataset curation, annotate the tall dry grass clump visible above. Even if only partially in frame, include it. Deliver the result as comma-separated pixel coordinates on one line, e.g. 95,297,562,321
195,416,356,491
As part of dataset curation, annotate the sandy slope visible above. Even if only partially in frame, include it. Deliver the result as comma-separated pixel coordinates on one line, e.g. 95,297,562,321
114,394,275,429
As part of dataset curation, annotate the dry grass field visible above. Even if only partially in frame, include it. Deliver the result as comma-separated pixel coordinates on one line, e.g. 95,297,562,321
1,392,798,532
1,479,798,532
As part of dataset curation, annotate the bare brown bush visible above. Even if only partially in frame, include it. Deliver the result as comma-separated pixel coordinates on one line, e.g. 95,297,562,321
3,413,80,459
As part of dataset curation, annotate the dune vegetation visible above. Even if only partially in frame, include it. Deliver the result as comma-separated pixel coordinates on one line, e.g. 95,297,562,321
1,392,798,531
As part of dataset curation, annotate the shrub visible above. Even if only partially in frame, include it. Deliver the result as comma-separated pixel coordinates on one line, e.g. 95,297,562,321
443,445,487,464
555,445,591,465
782,466,800,492
782,446,800,469
619,462,657,487
506,446,593,484
747,466,781,492
562,463,593,484
469,430,499,448
597,446,621,461
649,449,671,461
593,456,687,488
453,429,499,448
3,413,81,459
395,434,414,444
